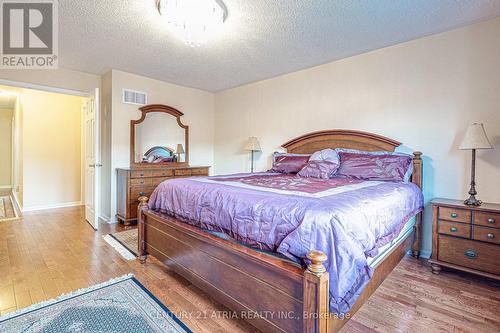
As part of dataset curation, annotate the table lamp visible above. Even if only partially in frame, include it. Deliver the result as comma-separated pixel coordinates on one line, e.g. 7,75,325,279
175,143,185,162
244,137,261,173
459,123,493,206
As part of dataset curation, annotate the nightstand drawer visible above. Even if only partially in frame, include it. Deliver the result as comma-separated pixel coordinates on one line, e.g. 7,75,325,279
131,170,153,178
474,211,500,228
438,221,470,238
439,207,471,223
473,226,500,245
438,236,500,275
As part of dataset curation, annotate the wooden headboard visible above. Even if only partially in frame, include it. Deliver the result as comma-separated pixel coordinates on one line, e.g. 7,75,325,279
282,130,422,189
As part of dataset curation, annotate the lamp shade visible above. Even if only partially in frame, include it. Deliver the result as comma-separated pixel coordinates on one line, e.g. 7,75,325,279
244,136,261,152
175,143,185,154
459,123,493,150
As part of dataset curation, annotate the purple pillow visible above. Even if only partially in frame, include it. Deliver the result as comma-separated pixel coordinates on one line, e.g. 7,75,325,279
336,149,413,182
298,160,340,179
310,148,340,164
270,153,310,174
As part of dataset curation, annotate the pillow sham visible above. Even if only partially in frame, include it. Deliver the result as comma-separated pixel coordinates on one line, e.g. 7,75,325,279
310,148,340,164
298,160,340,179
336,149,413,182
270,153,310,174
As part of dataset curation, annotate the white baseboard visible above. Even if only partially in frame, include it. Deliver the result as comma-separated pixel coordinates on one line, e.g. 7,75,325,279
419,249,432,259
10,191,22,215
23,201,83,212
99,215,111,224
0,185,12,189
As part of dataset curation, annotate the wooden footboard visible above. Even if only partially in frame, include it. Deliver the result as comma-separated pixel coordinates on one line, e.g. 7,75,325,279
137,197,418,333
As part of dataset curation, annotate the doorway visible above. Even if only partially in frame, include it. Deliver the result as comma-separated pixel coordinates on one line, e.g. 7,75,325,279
0,83,101,230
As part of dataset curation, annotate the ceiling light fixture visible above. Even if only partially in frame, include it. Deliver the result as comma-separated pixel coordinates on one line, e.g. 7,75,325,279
157,0,227,47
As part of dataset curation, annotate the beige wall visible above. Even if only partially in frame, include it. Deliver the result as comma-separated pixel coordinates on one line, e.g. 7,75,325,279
22,89,85,210
107,70,215,221
214,17,500,257
0,109,13,187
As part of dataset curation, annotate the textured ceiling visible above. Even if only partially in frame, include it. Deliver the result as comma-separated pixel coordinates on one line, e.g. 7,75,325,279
59,0,500,92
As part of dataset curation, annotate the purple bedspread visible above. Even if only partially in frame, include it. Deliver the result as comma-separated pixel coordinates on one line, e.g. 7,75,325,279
148,173,423,314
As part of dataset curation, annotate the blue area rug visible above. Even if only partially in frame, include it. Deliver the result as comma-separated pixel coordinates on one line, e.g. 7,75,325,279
0,275,192,333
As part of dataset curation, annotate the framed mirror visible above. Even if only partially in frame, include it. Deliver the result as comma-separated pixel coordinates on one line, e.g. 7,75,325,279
130,104,189,168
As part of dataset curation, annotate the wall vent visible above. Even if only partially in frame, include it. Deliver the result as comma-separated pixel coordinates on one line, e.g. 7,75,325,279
122,89,147,105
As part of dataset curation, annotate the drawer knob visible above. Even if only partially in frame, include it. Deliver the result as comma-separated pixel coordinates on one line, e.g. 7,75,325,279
450,227,458,232
487,233,494,239
451,213,458,218
487,218,495,224
464,249,477,259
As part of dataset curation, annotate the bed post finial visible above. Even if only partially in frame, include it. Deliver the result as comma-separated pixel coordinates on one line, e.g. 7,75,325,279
138,196,149,263
304,250,329,333
138,196,149,207
307,251,327,276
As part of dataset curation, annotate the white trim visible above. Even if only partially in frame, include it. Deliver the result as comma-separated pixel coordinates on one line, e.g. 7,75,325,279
23,201,83,212
99,215,111,224
0,79,90,97
0,185,12,189
11,190,22,211
419,249,432,259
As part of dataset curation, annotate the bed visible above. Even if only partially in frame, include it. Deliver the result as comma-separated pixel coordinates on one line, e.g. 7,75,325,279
137,130,423,333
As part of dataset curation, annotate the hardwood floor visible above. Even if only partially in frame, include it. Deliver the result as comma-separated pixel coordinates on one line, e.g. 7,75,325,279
0,206,499,332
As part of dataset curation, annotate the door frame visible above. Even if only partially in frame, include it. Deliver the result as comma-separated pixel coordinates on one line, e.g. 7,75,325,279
2,79,102,229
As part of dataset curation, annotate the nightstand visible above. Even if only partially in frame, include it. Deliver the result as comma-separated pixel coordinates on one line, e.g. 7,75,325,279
429,198,500,280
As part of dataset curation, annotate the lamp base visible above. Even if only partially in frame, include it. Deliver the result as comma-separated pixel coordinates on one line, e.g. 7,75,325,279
464,195,482,206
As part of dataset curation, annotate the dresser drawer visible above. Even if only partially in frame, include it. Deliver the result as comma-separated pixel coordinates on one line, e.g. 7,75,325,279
438,220,470,238
473,226,500,245
152,169,174,177
191,168,208,176
474,211,500,229
131,170,153,178
438,236,500,275
130,178,152,186
152,177,172,186
438,207,471,223
130,186,155,202
174,169,192,176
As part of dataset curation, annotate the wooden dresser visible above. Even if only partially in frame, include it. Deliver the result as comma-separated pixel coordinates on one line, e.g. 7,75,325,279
429,198,500,280
116,166,210,224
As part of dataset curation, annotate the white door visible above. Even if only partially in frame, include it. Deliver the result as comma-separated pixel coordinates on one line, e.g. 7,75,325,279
84,88,101,229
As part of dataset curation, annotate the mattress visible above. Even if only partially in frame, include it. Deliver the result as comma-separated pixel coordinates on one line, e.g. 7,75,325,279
367,216,415,267
206,215,416,268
